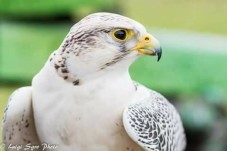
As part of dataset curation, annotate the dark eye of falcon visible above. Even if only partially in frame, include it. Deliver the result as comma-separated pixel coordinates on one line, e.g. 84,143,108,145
114,30,127,40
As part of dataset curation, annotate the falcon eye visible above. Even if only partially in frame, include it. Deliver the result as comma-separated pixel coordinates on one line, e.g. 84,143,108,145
114,29,127,41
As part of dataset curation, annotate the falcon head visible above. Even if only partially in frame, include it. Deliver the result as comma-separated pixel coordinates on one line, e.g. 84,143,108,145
52,12,162,84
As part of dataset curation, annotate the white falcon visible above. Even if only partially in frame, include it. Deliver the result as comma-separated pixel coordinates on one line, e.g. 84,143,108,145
2,12,186,151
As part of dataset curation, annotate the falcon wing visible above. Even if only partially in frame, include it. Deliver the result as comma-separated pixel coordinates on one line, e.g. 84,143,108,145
2,87,41,150
123,88,186,151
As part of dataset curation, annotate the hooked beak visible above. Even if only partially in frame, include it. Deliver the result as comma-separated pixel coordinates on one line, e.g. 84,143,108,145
133,34,162,61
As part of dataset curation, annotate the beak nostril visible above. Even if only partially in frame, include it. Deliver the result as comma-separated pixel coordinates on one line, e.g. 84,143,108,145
145,37,150,41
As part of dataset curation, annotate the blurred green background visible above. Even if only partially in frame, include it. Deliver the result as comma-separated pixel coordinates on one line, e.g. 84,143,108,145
1,0,227,151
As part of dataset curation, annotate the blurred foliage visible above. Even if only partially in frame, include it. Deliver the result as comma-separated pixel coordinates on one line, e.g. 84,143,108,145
204,119,227,151
0,21,71,83
130,51,227,97
0,0,116,18
123,0,227,35
178,100,218,130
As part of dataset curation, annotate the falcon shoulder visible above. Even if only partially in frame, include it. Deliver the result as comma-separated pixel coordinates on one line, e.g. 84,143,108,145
2,87,41,151
123,84,186,151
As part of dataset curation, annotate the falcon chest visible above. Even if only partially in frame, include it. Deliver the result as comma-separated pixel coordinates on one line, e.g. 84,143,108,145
32,65,143,151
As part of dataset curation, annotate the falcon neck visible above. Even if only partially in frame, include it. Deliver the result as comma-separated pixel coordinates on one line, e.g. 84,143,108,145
47,51,137,97
33,60,137,107
71,69,137,105
83,69,133,86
